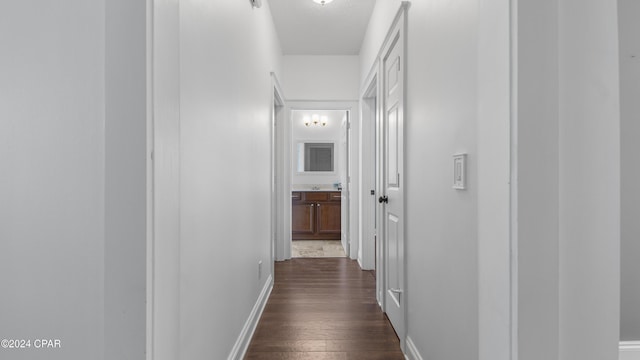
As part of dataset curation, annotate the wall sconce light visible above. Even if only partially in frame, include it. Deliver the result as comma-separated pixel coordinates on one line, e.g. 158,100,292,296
304,114,328,127
313,0,334,5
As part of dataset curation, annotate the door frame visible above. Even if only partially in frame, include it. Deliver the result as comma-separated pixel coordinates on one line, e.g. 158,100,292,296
281,100,360,260
379,12,407,348
360,70,379,274
361,3,409,349
270,72,286,269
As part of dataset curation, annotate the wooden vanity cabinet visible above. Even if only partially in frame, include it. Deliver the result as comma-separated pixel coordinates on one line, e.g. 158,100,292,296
292,201,314,236
292,191,341,240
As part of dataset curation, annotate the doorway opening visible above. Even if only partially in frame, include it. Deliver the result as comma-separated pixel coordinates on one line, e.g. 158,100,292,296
361,74,378,275
290,109,349,258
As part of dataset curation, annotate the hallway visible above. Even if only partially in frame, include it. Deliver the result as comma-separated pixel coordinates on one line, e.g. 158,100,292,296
245,258,404,359
0,1,630,359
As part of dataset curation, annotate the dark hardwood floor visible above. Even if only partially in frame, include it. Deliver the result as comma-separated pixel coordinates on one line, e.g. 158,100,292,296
244,258,405,360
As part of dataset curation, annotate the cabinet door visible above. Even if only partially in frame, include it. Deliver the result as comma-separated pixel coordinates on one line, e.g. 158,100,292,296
316,202,341,236
292,203,315,236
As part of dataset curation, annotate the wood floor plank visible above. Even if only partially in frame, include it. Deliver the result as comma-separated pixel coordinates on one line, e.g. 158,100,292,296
245,352,347,360
244,258,404,359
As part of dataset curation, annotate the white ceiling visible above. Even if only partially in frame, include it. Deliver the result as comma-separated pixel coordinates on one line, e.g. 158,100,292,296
268,0,376,55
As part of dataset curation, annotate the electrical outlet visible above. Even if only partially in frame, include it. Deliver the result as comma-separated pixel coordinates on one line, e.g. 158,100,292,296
258,261,262,280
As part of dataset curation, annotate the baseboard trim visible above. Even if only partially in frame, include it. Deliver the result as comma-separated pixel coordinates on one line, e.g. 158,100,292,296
405,336,424,360
620,341,640,360
227,274,273,360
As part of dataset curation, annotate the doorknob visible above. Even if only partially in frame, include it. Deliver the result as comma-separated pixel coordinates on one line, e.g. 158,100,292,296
378,195,388,204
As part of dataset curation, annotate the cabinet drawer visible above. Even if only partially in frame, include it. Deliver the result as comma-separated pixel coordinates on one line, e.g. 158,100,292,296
291,192,302,201
303,192,329,202
328,192,341,201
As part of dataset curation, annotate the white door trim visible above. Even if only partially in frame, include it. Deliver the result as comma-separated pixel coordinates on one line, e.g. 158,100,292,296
148,0,181,358
362,59,385,307
368,2,409,350
146,1,154,358
270,72,286,267
359,70,378,272
282,100,360,260
620,341,640,360
476,0,515,359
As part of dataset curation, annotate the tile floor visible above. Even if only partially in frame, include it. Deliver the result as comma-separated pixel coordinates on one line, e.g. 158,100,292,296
291,240,346,258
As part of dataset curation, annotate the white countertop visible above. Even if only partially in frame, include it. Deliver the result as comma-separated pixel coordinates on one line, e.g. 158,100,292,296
291,185,341,192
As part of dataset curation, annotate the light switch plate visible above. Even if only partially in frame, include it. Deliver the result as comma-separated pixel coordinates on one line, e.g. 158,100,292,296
453,153,467,190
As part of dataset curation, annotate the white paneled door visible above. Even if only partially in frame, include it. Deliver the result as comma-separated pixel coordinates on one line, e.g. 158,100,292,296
381,23,405,343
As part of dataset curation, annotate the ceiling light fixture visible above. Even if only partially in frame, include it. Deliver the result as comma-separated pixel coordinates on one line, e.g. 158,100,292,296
313,0,334,6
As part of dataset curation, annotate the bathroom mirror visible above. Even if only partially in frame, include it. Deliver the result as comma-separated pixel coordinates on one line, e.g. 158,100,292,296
296,142,335,173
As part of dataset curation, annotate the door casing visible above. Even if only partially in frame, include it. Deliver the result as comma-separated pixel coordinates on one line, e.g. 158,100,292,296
359,74,378,272
280,101,360,260
271,72,286,270
365,3,409,351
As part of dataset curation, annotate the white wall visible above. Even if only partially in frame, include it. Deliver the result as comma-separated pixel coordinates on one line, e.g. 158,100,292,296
104,1,148,359
0,1,147,359
291,110,345,187
0,3,105,359
152,0,181,359
359,1,401,83
515,1,561,358
515,1,621,359
283,55,360,101
361,1,480,359
619,0,640,342
477,0,511,358
177,0,282,358
557,1,620,359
